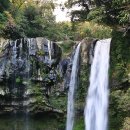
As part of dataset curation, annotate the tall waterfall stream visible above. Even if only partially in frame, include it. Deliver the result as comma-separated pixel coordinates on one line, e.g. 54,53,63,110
84,39,111,130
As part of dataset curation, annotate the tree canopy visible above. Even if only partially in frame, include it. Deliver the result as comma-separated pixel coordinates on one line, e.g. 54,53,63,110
0,0,58,39
0,0,10,12
66,0,130,26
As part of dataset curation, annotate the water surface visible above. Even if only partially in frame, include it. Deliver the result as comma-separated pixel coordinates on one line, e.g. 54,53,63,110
0,114,61,130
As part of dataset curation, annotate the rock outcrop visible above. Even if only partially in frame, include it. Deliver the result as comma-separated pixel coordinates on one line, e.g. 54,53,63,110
80,38,98,64
0,37,62,114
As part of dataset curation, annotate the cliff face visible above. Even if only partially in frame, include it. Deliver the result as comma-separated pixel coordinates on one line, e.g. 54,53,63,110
1,35,129,116
0,37,63,114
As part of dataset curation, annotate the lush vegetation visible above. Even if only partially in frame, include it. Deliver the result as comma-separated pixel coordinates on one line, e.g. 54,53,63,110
65,0,130,26
0,0,130,130
109,88,130,130
0,0,73,40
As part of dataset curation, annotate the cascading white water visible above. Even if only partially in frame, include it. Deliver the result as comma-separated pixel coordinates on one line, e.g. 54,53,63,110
84,39,111,130
66,42,81,130
12,40,17,65
48,40,52,61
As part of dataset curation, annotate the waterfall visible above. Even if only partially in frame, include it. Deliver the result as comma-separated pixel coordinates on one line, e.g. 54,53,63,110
66,42,81,130
84,39,111,130
12,40,17,65
48,40,52,61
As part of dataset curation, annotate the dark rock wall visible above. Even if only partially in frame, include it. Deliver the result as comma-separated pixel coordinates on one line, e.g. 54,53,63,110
0,37,62,114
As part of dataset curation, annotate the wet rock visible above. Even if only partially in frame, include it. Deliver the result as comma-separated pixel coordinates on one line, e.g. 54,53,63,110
59,59,70,78
0,37,62,114
80,38,98,64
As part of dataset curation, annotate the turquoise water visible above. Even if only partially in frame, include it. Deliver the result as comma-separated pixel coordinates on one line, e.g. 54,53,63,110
0,114,63,130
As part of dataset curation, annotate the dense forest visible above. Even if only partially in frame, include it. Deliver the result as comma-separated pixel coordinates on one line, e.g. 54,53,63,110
0,0,130,130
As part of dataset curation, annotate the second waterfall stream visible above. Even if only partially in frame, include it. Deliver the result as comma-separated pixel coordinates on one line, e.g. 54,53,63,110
66,42,81,130
84,39,111,130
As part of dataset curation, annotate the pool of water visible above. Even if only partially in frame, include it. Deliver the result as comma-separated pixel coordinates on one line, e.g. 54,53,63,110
0,114,64,130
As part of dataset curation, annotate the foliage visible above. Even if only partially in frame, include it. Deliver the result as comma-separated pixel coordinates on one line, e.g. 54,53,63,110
29,83,47,106
0,12,7,35
49,95,67,110
58,40,75,57
74,22,112,40
87,7,106,23
24,2,56,38
37,50,45,56
65,0,90,22
65,0,130,26
16,77,21,83
109,30,130,129
73,116,85,130
0,0,60,40
109,88,130,130
54,22,74,41
110,30,130,82
0,0,10,12
0,0,77,41
78,64,89,100
121,117,130,130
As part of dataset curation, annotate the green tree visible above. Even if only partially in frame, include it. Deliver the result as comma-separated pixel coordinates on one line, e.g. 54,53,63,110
0,0,10,12
23,1,56,38
0,0,58,39
65,0,130,26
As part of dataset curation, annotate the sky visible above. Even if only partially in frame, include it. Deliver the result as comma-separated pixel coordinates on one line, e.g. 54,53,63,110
53,0,82,22
53,0,70,22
